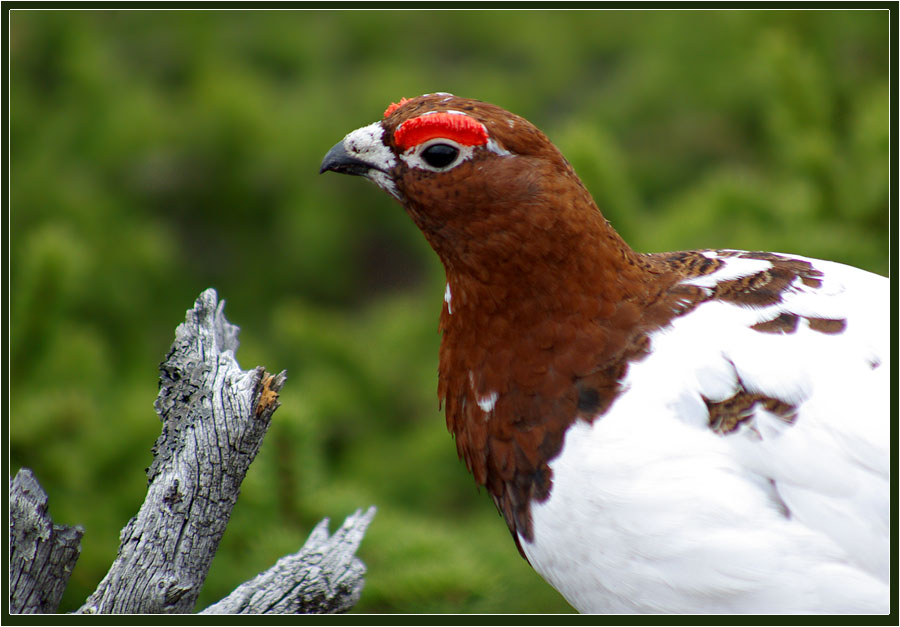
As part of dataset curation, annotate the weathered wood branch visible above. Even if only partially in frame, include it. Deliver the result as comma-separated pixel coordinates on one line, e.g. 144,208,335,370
9,289,375,614
9,469,84,614
201,506,376,614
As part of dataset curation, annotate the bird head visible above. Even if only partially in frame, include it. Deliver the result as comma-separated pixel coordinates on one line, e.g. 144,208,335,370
320,93,616,284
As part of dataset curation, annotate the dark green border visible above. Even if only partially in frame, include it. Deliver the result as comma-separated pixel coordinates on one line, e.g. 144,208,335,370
890,2,899,626
0,1,898,9
3,3,896,624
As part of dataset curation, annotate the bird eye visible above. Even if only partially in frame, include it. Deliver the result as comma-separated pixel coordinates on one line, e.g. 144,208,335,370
420,143,460,169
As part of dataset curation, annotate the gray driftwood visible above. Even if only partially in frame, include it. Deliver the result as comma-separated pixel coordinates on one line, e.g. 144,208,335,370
9,468,84,613
9,289,375,614
201,507,376,614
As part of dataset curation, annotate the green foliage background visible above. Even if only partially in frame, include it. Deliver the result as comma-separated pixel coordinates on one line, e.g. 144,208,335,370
9,9,889,614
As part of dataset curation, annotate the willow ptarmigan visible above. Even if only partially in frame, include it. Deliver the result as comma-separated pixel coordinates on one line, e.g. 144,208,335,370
320,93,889,614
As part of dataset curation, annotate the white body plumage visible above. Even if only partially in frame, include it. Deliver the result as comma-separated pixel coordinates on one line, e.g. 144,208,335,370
521,252,889,614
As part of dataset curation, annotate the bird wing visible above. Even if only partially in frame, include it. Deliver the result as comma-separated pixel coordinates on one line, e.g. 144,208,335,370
657,251,889,581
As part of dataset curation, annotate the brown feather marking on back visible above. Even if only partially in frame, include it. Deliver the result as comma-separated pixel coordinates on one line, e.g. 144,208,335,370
807,317,847,334
705,387,798,436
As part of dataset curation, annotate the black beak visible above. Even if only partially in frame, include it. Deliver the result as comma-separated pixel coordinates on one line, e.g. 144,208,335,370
319,141,374,176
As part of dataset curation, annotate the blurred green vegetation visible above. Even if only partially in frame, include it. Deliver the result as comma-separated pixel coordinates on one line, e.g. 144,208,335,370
9,9,888,614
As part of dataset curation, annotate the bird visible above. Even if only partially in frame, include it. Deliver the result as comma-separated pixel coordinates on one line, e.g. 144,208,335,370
319,93,890,614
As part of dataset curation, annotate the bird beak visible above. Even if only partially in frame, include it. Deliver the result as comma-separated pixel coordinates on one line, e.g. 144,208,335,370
319,141,374,177
319,122,402,199
320,121,398,177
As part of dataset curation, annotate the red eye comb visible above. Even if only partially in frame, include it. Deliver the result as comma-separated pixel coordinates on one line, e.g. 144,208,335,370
393,112,489,151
